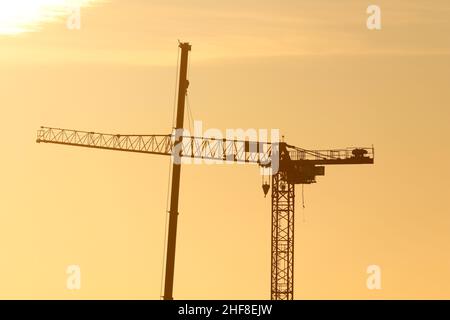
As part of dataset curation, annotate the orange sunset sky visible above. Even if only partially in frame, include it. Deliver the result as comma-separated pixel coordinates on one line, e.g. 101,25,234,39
0,0,449,299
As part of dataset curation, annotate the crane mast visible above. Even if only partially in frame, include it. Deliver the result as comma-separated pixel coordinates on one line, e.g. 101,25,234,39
164,42,191,301
271,170,295,300
36,42,374,300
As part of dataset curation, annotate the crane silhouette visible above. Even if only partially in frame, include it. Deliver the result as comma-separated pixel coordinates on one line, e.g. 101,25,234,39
36,42,374,300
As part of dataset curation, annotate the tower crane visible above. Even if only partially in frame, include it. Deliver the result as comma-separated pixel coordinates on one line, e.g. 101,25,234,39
36,42,374,300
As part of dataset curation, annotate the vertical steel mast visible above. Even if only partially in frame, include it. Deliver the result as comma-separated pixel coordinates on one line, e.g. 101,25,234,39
163,42,191,300
271,170,295,300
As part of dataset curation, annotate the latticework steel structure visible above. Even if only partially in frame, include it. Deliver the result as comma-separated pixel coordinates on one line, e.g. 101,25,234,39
36,42,374,300
36,127,274,165
271,170,295,300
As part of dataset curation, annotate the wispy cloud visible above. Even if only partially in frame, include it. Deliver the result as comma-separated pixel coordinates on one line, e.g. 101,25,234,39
0,0,449,65
0,0,105,35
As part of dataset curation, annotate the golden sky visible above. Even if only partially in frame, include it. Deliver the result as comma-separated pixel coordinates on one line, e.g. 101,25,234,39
0,0,449,299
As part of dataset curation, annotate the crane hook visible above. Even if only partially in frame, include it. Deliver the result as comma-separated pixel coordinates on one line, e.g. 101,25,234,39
262,182,270,197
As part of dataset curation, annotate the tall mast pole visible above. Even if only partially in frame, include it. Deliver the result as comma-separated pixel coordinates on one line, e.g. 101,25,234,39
163,42,191,300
